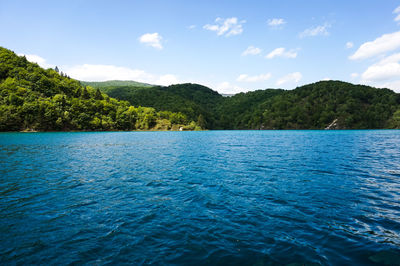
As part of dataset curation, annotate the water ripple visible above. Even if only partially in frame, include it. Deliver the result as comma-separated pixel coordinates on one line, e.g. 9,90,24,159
0,131,400,265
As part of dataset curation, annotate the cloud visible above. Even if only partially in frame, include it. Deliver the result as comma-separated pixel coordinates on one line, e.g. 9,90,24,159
377,80,400,92
242,46,262,56
139,33,163,49
187,25,196,29
351,73,359,78
349,31,400,60
215,81,244,94
203,17,245,37
65,64,179,86
361,53,400,82
276,72,302,86
299,23,330,38
267,18,286,27
346,42,354,49
266,47,297,59
394,6,400,22
18,54,52,68
237,73,271,82
359,53,400,92
156,74,179,86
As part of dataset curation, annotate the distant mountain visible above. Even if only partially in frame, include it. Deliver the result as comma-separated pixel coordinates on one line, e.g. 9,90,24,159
81,80,154,88
88,79,400,130
229,81,400,129
0,47,200,131
2,44,397,131
88,83,224,129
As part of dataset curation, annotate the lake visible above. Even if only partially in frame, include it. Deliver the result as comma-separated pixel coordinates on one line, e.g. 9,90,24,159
0,131,399,265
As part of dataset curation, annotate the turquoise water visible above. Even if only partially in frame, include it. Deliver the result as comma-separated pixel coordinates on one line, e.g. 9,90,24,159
0,131,400,265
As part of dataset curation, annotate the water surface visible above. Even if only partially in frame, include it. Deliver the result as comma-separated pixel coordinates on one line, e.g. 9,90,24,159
1,131,400,265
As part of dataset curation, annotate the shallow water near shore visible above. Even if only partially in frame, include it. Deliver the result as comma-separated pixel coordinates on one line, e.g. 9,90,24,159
1,130,400,265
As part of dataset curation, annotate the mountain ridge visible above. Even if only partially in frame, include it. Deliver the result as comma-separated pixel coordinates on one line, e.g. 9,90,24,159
0,47,200,131
1,46,399,131
86,79,400,129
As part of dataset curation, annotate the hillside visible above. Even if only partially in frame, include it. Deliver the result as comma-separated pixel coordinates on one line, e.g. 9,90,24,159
89,80,400,130
90,83,224,129
81,80,153,88
0,47,200,131
255,81,400,129
1,45,399,131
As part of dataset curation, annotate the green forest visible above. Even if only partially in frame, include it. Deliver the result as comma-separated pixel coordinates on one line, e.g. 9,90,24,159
0,47,200,131
1,46,400,131
91,81,400,130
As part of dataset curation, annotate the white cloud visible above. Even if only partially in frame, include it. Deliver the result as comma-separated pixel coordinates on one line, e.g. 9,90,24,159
299,23,330,38
18,54,52,68
216,81,231,92
187,25,196,29
351,73,359,78
155,74,179,86
349,31,400,60
203,17,245,37
377,81,400,92
359,53,400,92
276,72,302,86
346,42,354,49
139,33,163,49
322,77,331,81
66,64,152,81
266,47,297,59
361,53,400,81
237,73,271,82
394,6,400,22
65,64,179,86
242,46,262,56
215,81,244,94
267,18,286,27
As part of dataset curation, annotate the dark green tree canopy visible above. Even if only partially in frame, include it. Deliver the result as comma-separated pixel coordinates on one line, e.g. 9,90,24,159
1,46,399,131
0,46,199,131
88,80,400,130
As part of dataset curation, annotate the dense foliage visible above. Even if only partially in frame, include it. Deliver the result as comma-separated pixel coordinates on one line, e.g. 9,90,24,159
0,47,199,131
96,83,224,129
82,80,153,88
90,81,400,130
1,45,399,131
256,81,400,129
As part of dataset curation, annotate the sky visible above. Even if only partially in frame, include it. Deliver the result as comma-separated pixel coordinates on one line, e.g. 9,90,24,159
1,0,400,93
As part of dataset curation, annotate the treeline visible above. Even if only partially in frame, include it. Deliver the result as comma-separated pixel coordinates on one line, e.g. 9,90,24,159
94,83,223,129
1,45,399,131
0,47,200,131
252,81,400,129
91,81,400,130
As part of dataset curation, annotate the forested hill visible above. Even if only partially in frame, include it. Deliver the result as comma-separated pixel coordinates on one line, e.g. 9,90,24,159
227,81,400,129
91,82,224,129
82,80,153,88
89,80,400,130
1,45,399,131
0,47,200,131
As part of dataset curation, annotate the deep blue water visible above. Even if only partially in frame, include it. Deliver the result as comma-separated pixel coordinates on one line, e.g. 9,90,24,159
1,131,400,265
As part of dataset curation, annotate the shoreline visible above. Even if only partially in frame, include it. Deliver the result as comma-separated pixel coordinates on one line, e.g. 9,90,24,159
3,128,397,133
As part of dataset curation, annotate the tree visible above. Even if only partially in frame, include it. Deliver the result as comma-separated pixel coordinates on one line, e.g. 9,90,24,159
197,114,206,129
94,88,103,100
81,87,90,99
54,66,59,73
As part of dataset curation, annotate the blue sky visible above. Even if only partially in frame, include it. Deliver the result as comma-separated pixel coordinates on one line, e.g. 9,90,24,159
1,0,400,93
